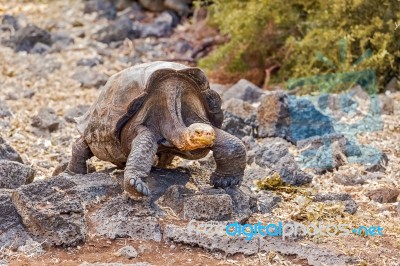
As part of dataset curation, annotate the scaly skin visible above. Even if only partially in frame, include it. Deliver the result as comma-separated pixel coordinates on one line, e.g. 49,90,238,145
123,125,158,197
210,128,246,188
66,137,93,174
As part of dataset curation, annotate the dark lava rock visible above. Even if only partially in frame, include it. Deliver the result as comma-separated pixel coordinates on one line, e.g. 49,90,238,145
137,0,169,12
210,83,228,96
256,191,282,213
77,57,104,68
31,107,60,136
89,195,162,241
297,134,362,158
72,69,108,89
288,96,335,143
257,91,290,139
0,190,32,249
140,11,179,38
30,42,51,54
0,99,12,118
364,151,389,173
174,39,192,54
366,188,399,203
12,176,87,246
164,224,357,265
197,187,257,222
296,134,350,174
255,140,290,165
51,33,74,49
242,165,273,187
135,167,190,202
183,193,233,221
0,136,23,163
225,187,257,223
115,0,142,11
64,104,90,123
254,139,312,186
139,0,191,16
0,160,35,189
222,79,265,103
241,136,260,164
221,111,256,139
84,0,117,19
222,98,256,119
316,86,383,135
159,184,255,222
340,144,389,173
94,17,140,44
257,93,335,143
379,94,394,115
313,193,358,214
164,221,259,255
332,172,380,186
298,134,388,173
4,24,52,53
2,14,19,31
316,86,372,116
157,185,194,215
65,173,123,205
93,167,190,204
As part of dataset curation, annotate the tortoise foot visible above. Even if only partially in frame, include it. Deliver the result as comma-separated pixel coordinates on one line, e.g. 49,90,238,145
210,173,242,189
124,175,150,197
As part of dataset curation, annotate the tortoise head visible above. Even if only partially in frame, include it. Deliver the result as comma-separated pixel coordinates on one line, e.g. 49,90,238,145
183,123,215,151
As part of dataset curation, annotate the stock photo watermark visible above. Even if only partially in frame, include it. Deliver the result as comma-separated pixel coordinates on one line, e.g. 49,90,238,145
188,221,384,241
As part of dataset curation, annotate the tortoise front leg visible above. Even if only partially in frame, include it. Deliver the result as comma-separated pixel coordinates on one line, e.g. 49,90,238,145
124,125,158,197
66,137,93,174
210,128,246,188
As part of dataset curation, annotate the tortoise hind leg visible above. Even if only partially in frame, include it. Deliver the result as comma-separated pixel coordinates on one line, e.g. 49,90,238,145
124,125,158,197
66,137,93,174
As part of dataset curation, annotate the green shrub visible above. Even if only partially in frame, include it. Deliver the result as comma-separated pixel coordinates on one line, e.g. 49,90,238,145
198,0,400,91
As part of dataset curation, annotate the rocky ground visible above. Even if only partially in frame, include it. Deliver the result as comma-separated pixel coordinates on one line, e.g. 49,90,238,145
0,0,399,265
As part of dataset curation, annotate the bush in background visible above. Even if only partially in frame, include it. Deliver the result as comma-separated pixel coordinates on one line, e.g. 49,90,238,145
198,0,400,92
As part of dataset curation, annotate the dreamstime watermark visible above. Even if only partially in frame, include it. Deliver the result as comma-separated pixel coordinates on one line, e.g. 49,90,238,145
188,221,384,241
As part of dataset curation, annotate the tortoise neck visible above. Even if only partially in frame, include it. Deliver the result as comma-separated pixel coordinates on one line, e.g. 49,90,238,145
156,78,190,149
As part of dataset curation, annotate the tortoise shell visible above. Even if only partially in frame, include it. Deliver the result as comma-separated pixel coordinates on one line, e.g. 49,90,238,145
76,61,223,148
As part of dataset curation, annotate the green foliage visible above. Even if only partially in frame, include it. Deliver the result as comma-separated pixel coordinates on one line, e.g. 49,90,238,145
199,0,400,91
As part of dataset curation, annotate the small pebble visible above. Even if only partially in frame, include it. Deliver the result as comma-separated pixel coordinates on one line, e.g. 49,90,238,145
115,245,138,259
366,188,400,203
